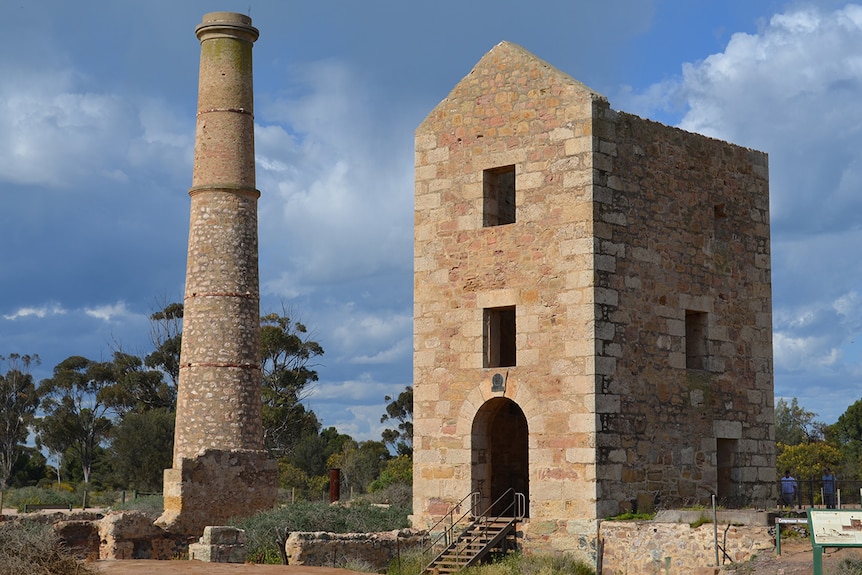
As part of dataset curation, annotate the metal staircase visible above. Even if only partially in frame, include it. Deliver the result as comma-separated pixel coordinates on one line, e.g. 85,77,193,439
421,489,525,575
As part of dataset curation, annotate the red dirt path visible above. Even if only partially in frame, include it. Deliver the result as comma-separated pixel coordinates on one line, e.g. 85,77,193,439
94,561,373,575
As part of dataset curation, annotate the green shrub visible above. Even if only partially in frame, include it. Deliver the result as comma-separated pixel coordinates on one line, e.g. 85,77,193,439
5,486,79,512
0,521,97,575
232,499,411,564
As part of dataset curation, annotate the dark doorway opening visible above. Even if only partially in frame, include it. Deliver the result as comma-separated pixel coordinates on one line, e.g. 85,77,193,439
471,398,529,517
717,438,738,503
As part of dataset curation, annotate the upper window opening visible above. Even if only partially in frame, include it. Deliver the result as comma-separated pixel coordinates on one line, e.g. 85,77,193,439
483,165,516,226
484,306,516,368
685,310,708,370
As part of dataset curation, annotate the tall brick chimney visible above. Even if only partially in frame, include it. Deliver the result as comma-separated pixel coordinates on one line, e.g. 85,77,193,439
157,11,277,535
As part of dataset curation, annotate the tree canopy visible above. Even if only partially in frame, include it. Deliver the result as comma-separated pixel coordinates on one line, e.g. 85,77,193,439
0,354,40,489
381,386,413,456
36,356,114,484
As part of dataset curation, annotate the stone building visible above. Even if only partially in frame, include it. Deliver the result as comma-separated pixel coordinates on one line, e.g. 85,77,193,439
412,41,774,560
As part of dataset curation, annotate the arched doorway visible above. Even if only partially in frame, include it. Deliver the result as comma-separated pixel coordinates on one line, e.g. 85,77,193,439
471,397,529,517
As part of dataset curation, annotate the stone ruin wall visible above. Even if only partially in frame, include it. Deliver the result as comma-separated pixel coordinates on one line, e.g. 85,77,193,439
42,510,772,574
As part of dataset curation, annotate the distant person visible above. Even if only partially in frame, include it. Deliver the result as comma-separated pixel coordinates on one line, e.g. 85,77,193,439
781,470,797,508
822,467,837,509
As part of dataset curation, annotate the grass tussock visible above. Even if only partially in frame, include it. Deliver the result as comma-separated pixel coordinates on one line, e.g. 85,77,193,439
0,521,97,575
834,558,862,575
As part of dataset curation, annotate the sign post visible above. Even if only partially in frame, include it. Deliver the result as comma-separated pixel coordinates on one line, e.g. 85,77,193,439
808,509,862,575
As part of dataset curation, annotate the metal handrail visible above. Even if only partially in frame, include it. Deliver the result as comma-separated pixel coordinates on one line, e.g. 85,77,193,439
421,491,480,567
421,489,525,573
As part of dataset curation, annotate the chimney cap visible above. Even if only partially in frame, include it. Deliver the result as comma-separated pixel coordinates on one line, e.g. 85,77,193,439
196,11,259,43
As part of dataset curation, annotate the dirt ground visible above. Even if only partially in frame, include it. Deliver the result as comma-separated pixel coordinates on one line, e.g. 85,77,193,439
93,562,374,575
718,539,862,574
90,541,862,575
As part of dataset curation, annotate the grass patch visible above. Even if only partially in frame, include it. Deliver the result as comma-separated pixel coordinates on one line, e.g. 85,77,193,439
605,512,655,521
457,552,595,575
232,499,411,564
834,558,862,575
0,521,97,575
387,545,426,575
3,486,120,512
689,516,712,529
387,550,595,575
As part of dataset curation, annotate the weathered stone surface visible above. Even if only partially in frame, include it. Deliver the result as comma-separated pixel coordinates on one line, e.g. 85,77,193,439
55,519,100,558
188,526,247,563
99,511,188,560
284,529,425,572
157,449,278,536
599,521,771,574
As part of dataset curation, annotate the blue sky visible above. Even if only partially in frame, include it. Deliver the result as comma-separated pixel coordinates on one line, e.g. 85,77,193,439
1,0,861,440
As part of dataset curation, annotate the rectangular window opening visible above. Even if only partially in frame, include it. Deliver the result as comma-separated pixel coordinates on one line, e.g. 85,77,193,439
483,165,516,226
714,203,728,239
685,310,708,370
484,306,516,368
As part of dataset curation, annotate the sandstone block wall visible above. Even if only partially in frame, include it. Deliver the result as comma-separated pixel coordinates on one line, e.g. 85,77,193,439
159,448,278,536
599,521,772,575
593,109,774,515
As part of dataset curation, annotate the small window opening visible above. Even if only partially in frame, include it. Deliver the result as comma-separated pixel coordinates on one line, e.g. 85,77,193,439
714,204,728,239
483,165,516,226
685,310,708,370
484,306,516,368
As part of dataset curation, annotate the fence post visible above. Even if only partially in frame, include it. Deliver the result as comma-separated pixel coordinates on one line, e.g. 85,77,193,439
809,476,814,508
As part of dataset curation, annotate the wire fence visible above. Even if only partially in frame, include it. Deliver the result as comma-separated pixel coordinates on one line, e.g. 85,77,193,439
778,478,862,508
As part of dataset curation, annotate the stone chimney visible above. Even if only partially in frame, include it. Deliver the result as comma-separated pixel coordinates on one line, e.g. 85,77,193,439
156,11,277,536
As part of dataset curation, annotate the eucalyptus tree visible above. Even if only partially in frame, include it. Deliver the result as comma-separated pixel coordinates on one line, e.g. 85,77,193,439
0,354,40,489
36,356,114,484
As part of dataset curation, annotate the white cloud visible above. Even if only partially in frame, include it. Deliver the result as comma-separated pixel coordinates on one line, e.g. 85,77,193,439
3,304,67,321
83,302,135,322
0,63,191,191
305,374,409,441
254,59,414,295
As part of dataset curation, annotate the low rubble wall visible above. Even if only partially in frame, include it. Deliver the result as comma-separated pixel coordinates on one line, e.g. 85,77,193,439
284,529,425,571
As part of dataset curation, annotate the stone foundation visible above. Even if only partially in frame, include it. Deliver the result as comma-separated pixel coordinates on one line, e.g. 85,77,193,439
156,448,278,536
188,526,247,563
284,529,425,571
